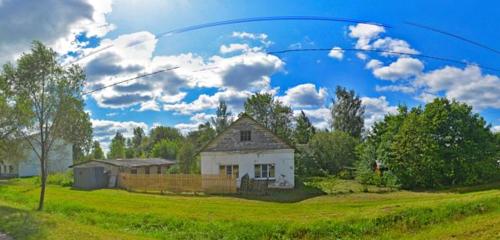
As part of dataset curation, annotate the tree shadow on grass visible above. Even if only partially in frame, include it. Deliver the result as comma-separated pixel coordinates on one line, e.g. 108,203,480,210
232,181,326,203
0,206,44,239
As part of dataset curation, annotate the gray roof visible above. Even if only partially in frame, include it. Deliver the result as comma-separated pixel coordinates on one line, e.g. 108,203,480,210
70,158,176,168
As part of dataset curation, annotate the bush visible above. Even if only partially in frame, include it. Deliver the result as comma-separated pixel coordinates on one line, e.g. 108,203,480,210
34,171,73,187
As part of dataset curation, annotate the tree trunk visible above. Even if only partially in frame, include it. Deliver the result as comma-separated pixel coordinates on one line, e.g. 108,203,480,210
37,147,47,211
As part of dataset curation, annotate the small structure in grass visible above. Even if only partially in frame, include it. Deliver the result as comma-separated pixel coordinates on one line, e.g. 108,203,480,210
70,158,176,189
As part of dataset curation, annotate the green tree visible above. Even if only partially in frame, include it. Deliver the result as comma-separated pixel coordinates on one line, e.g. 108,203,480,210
331,86,365,138
147,126,183,154
244,93,293,140
177,141,196,173
91,141,105,160
308,131,359,175
210,100,233,134
151,139,179,159
3,41,89,210
293,111,316,144
187,122,216,150
108,132,126,159
131,127,145,157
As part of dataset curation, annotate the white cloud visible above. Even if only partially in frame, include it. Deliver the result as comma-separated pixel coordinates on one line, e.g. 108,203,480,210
415,65,500,109
348,23,385,50
369,57,424,81
278,83,327,107
163,89,253,115
0,0,114,64
372,37,418,56
232,31,272,46
91,119,148,152
175,113,215,134
328,47,344,60
82,31,283,109
492,125,500,133
361,96,398,130
297,108,331,130
375,85,415,93
219,43,261,54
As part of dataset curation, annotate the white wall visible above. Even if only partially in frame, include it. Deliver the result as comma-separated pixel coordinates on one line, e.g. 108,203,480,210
201,149,295,188
17,140,73,177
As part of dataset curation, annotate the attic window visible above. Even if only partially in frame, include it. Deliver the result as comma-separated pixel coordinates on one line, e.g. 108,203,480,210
240,130,251,141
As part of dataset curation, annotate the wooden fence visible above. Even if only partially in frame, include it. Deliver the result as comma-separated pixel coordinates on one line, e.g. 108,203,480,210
118,173,237,194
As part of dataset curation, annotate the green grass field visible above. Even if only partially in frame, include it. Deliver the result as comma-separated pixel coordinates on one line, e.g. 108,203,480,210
0,177,499,239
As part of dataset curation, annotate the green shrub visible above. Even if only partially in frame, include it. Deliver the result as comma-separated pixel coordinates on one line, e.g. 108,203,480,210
33,171,73,187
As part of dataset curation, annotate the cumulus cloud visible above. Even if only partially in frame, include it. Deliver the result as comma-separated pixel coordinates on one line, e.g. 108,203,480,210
278,83,327,107
361,96,398,130
163,89,253,115
82,31,283,110
348,23,385,50
296,108,331,130
232,31,272,46
415,65,500,109
91,119,148,152
368,57,424,81
0,0,113,64
220,43,261,54
328,47,344,60
175,113,215,134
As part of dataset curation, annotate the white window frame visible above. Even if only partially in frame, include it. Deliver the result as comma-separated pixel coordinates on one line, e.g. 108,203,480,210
254,164,275,179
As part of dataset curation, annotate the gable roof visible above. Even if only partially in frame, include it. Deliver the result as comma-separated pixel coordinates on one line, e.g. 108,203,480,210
70,158,176,168
199,114,294,153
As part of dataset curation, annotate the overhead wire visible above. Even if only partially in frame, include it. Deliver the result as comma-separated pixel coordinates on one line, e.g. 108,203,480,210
82,47,500,96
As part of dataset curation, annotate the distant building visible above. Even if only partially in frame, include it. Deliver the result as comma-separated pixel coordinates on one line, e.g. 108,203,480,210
70,158,176,189
200,114,295,189
0,139,72,178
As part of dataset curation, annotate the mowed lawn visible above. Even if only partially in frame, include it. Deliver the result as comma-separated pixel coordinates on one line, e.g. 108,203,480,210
0,178,499,240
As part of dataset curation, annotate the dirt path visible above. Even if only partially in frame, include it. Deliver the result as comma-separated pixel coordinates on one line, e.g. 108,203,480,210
0,232,12,240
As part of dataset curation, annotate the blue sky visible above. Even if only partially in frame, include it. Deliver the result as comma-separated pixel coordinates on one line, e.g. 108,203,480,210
1,0,499,150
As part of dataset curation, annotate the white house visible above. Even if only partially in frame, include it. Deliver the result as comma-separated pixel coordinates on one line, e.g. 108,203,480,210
0,139,73,178
200,114,295,188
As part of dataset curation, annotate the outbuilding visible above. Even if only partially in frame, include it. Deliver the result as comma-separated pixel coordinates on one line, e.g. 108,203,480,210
70,158,176,189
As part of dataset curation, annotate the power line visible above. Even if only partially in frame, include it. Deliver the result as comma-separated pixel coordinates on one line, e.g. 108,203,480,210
82,47,500,96
404,21,500,56
268,48,500,73
82,66,180,95
68,16,389,65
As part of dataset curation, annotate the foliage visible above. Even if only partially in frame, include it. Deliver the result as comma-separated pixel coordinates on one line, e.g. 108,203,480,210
210,100,233,134
1,41,89,210
358,99,500,189
177,141,196,174
108,132,126,159
244,92,294,140
293,110,316,144
331,86,365,138
151,139,179,160
187,122,216,150
90,141,105,160
308,131,359,175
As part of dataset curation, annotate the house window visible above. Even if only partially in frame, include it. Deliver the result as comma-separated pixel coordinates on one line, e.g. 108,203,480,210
8,165,14,174
145,167,150,175
131,169,137,174
219,165,239,178
157,166,162,174
254,164,275,179
240,130,251,141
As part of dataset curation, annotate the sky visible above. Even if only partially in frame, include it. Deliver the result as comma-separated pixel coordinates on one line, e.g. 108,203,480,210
1,0,499,151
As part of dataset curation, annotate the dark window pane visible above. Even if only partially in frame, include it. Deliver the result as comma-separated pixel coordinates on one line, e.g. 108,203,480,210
234,165,239,178
262,164,268,178
254,164,261,178
269,164,275,178
240,130,251,141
